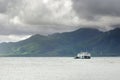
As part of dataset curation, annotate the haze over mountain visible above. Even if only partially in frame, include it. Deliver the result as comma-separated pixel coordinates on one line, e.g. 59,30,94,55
0,28,120,57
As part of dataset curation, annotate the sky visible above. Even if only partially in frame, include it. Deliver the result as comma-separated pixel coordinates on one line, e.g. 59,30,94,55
0,0,120,42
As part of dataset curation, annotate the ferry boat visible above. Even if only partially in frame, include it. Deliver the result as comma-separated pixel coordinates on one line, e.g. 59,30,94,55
75,52,91,59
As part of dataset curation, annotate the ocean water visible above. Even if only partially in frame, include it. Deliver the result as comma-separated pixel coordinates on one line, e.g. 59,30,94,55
0,57,120,80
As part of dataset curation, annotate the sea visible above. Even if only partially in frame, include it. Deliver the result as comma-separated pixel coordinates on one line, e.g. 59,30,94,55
0,57,120,80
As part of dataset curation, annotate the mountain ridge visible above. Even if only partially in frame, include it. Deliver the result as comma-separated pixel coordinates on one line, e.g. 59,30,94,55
0,28,120,57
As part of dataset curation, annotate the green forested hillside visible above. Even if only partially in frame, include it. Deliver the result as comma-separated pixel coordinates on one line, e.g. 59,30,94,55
0,28,120,57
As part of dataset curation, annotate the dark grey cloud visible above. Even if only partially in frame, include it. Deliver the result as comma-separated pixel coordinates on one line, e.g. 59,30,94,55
72,0,120,20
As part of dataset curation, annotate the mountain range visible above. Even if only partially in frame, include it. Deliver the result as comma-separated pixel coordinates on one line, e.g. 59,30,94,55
0,28,120,57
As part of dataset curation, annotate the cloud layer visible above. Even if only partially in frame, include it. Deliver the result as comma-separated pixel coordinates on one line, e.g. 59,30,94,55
0,0,120,42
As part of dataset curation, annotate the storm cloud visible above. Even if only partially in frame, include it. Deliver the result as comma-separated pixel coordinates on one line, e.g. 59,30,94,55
73,0,120,18
0,0,120,42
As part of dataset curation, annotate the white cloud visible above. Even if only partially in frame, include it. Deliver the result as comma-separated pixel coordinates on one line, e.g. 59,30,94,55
0,35,30,43
8,0,79,26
